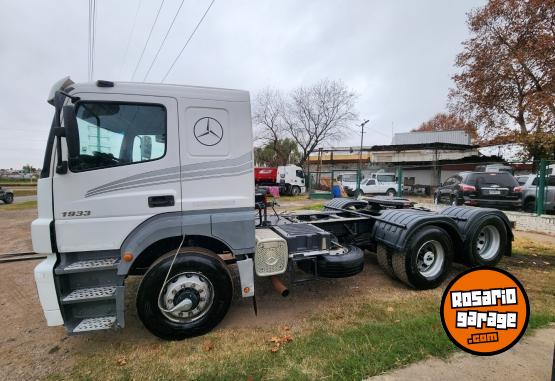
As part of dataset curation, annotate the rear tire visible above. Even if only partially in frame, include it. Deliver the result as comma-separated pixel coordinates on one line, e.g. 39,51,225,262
391,226,454,289
3,193,13,204
386,189,396,197
376,244,396,279
136,247,232,340
465,216,507,267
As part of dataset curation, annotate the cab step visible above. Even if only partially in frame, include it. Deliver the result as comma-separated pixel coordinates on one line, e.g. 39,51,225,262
62,286,116,304
55,257,119,274
72,316,116,333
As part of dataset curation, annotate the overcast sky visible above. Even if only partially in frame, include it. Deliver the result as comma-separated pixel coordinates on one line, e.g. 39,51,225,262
0,0,485,169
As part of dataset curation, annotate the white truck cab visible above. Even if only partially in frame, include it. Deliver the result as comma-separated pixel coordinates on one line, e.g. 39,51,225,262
276,165,305,194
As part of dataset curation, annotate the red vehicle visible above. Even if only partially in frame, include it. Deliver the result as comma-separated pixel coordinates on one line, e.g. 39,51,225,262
255,165,305,195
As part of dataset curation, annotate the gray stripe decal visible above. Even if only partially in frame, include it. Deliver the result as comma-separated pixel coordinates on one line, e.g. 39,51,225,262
86,152,252,195
85,168,252,197
85,161,252,197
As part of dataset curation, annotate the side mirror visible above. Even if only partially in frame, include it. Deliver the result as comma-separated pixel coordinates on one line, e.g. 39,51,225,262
54,105,80,174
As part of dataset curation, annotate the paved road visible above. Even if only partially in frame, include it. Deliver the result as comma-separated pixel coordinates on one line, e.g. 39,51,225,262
13,195,37,204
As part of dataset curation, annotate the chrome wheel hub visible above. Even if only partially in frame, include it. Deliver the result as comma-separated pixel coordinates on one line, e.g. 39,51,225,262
416,240,445,279
160,272,213,323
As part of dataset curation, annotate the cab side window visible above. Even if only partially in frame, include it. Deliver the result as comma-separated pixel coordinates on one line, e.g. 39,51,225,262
71,102,166,172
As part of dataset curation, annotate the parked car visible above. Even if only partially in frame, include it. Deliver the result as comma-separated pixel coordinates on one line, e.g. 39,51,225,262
343,172,398,196
517,174,555,213
0,186,14,204
434,172,522,209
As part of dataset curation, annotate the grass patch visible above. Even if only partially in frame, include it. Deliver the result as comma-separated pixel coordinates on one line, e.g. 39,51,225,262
288,202,325,211
0,200,37,211
48,234,555,380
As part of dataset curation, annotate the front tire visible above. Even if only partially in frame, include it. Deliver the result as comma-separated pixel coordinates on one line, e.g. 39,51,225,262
3,193,13,204
433,193,440,205
386,189,396,197
391,226,454,289
137,247,232,340
291,186,301,196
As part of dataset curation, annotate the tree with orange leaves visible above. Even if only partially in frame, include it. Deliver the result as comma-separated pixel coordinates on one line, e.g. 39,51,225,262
413,113,479,143
449,0,555,160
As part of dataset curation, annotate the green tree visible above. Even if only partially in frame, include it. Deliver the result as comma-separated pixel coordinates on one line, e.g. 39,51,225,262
254,138,300,167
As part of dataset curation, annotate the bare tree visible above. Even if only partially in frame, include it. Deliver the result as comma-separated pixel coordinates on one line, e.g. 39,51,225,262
283,79,358,166
252,88,289,164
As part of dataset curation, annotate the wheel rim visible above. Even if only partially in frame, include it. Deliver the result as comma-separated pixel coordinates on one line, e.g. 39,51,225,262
476,225,501,260
387,190,395,197
416,240,445,279
6,195,12,202
434,195,439,204
159,272,214,323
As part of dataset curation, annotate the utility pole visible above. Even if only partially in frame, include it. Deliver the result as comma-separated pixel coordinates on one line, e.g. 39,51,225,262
357,120,370,193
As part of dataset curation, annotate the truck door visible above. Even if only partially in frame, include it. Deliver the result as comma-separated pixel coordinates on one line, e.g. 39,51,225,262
52,95,181,253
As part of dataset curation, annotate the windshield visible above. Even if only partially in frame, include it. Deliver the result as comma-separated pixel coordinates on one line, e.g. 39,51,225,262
466,173,518,187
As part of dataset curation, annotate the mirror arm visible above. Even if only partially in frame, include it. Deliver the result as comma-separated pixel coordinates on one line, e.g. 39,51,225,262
55,136,68,175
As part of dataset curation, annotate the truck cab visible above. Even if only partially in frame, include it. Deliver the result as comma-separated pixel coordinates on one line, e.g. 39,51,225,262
276,165,305,195
33,78,255,336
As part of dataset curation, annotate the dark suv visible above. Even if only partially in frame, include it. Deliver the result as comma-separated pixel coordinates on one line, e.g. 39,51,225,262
0,186,14,204
434,172,522,209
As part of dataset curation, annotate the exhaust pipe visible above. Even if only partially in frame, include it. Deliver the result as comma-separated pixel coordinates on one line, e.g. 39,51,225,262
271,276,289,297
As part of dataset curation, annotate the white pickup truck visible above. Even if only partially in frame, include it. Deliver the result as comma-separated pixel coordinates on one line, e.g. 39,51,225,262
345,172,398,196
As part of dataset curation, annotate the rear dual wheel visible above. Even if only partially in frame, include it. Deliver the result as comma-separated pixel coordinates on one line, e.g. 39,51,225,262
465,216,507,267
389,226,454,289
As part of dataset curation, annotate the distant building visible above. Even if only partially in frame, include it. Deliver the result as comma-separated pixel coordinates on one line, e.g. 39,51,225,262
307,130,505,188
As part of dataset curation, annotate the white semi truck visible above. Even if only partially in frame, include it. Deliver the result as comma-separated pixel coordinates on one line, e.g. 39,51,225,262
32,78,513,340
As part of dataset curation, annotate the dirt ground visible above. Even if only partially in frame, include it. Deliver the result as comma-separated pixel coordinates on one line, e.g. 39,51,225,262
0,206,553,380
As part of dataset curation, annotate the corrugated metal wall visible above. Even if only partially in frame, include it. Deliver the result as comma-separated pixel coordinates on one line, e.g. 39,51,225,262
392,131,471,145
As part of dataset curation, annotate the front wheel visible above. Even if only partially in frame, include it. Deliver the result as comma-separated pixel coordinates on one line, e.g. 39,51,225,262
3,193,13,204
137,247,232,340
291,186,301,196
391,226,454,289
433,193,440,205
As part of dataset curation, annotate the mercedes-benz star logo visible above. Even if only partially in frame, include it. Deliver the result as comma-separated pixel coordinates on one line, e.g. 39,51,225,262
194,117,223,146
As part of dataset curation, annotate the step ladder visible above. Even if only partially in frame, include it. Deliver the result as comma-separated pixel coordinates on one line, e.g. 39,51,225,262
54,252,125,334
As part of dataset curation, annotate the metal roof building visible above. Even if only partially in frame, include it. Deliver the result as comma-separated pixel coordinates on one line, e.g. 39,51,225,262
391,131,471,145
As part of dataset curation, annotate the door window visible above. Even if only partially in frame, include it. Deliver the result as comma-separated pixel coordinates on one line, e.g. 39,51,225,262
70,102,166,172
366,179,376,185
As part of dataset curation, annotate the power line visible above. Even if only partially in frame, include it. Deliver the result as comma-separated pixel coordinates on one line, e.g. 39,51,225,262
91,0,97,80
119,0,144,79
88,0,92,80
143,0,185,81
161,0,216,83
131,0,166,81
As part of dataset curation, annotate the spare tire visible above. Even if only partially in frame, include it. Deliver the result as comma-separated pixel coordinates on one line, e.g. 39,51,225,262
297,246,364,278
